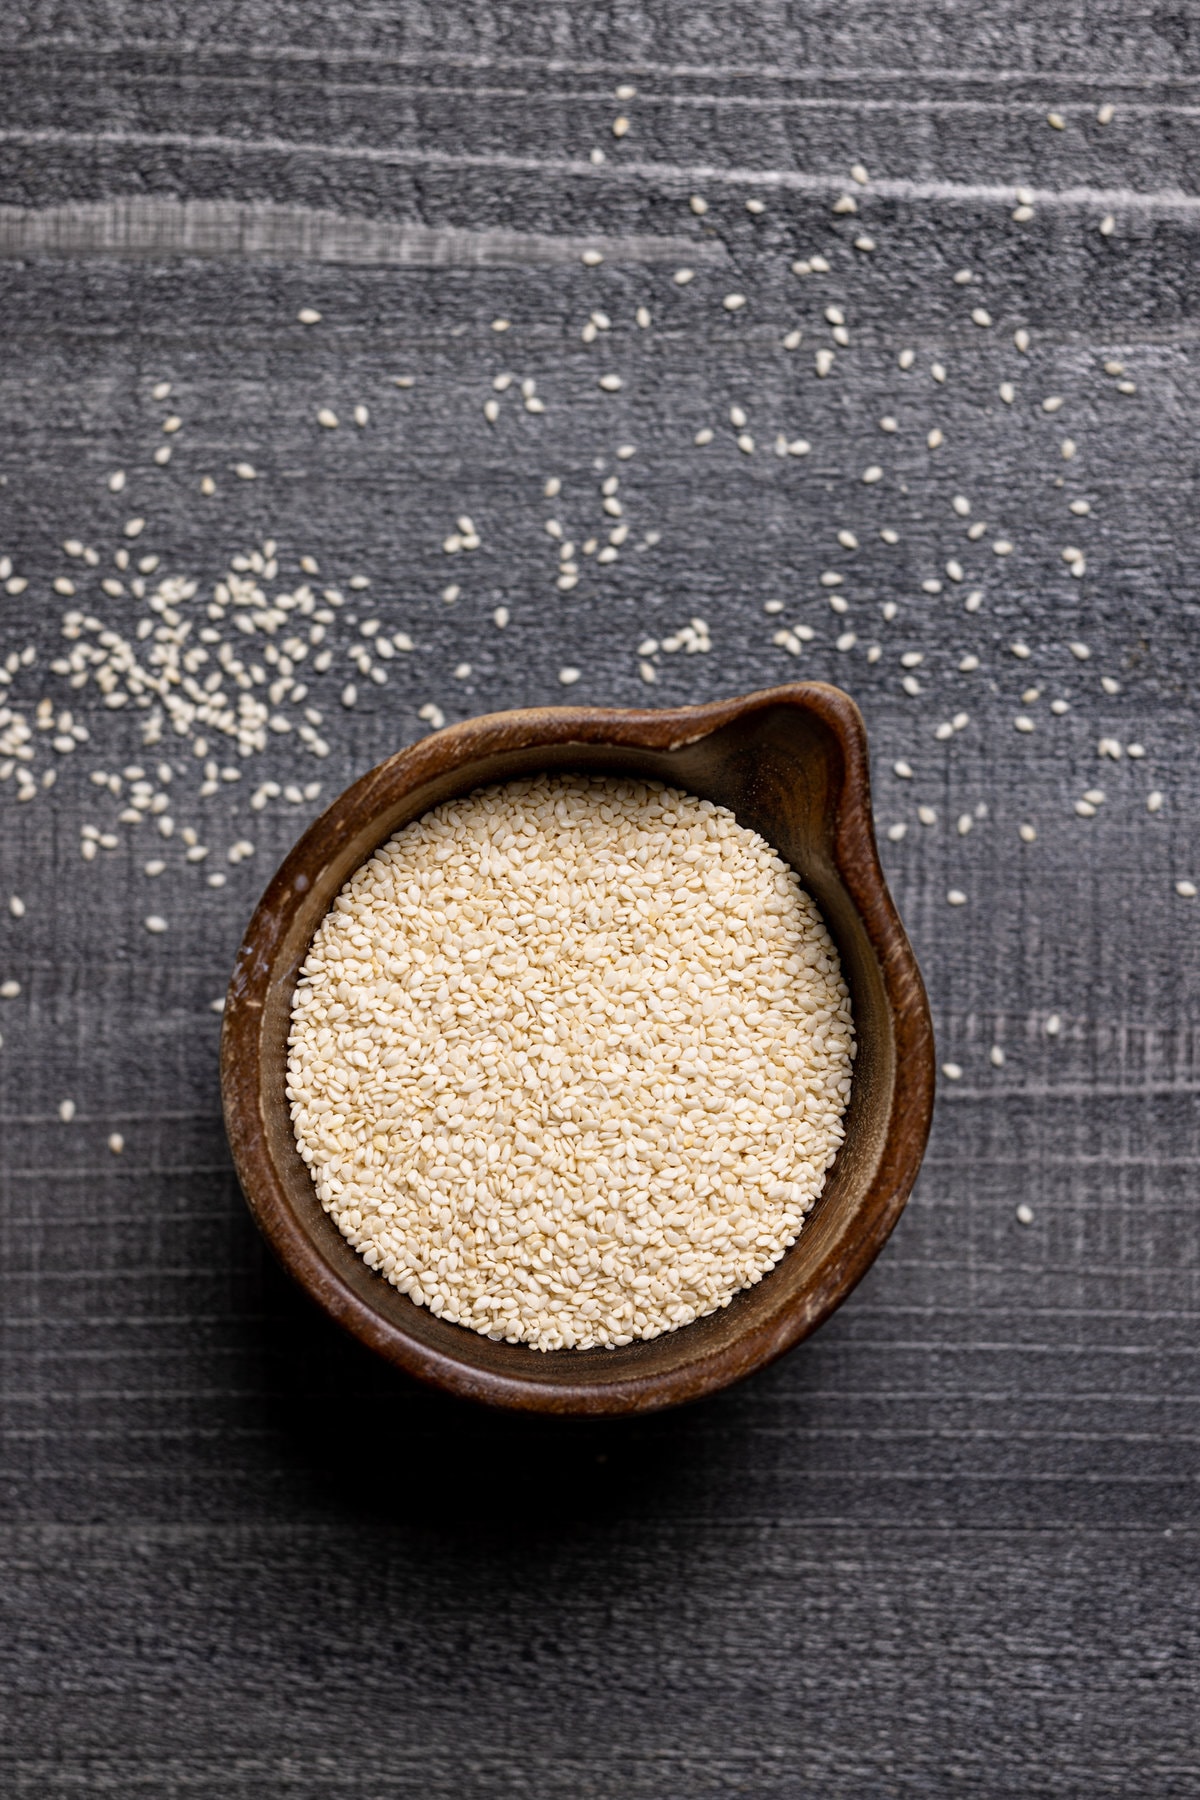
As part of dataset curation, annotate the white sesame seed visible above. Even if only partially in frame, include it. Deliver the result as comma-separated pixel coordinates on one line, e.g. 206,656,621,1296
1147,792,1164,813
1016,1203,1034,1225
942,1062,963,1080
1099,215,1115,237
58,1098,76,1123
862,465,883,484
1176,881,1197,899
893,760,913,779
598,374,623,391
558,666,581,685
145,915,168,934
1047,111,1066,129
887,822,907,841
989,1045,1005,1067
694,428,714,446
723,294,747,312
673,268,695,285
689,194,708,214
946,890,967,906
288,776,853,1351
108,1132,124,1153
298,308,321,324
612,116,630,138
1069,641,1091,660
971,308,992,327
927,428,944,450
1019,824,1037,843
1097,102,1115,124
999,382,1015,404
898,349,915,370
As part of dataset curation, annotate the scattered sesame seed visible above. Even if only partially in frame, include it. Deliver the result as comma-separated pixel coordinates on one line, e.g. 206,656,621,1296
1047,111,1066,129
58,1098,76,1122
1176,881,1197,900
298,308,321,324
145,916,168,934
1016,1203,1034,1225
108,1132,124,1153
989,1045,1005,1067
558,666,581,685
942,1062,963,1080
1097,102,1115,124
1019,824,1037,843
946,890,967,907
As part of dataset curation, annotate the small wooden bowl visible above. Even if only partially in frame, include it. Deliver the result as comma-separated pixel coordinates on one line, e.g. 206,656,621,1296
221,684,934,1414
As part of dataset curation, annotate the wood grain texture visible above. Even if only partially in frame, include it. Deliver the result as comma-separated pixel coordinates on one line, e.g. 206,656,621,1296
0,3,1197,1794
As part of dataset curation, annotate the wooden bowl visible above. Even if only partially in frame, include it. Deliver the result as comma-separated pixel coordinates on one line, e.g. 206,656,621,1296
221,684,934,1414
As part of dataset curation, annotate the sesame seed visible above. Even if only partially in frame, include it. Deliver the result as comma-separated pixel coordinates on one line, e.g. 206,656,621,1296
145,916,168,934
942,1062,963,1080
1016,1203,1034,1225
1097,102,1115,124
946,890,967,906
723,294,747,312
1175,880,1197,899
558,666,581,685
1047,111,1066,129
989,1045,1005,1067
108,1132,124,1153
1019,824,1037,843
58,1099,76,1123
288,776,853,1351
1147,792,1164,813
298,308,321,324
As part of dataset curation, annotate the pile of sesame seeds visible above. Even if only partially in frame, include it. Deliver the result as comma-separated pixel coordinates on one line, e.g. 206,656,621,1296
286,776,854,1350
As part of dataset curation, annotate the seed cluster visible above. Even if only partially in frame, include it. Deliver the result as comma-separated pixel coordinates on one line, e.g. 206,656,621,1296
286,776,854,1350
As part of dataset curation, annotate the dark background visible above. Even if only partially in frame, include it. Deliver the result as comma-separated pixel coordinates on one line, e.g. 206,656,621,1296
1,6,1198,1795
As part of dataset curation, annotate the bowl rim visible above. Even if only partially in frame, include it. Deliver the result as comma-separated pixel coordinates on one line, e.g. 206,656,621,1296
220,683,935,1414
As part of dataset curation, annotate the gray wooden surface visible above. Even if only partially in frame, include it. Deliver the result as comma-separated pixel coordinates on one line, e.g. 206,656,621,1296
1,7,1198,1795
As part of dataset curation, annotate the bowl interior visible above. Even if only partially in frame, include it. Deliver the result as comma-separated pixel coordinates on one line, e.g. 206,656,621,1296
227,694,926,1411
